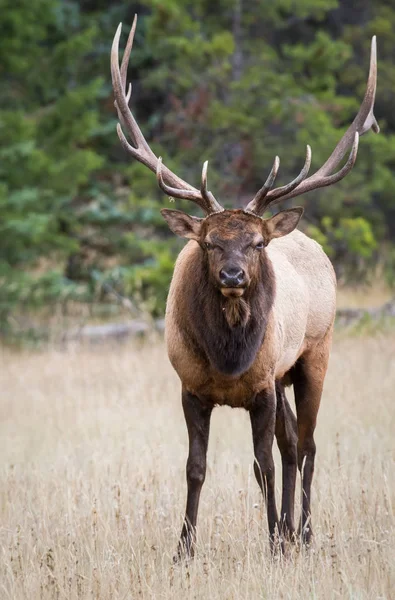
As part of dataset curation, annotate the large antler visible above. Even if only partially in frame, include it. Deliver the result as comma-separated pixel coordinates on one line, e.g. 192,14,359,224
245,36,379,216
111,16,223,215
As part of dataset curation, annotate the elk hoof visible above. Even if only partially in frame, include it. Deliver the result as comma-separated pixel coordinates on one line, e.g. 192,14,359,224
173,540,194,564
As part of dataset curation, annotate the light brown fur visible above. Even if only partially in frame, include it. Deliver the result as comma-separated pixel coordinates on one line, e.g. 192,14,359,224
165,228,336,408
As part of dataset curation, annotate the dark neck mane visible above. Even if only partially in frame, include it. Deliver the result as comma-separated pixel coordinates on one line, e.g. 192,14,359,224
186,252,275,377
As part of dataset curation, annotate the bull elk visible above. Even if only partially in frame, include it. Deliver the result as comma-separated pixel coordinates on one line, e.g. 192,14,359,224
111,17,379,558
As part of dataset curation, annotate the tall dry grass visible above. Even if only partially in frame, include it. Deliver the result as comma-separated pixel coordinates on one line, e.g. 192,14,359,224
0,334,394,599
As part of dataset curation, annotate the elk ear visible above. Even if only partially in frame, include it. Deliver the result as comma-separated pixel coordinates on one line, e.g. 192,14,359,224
161,209,203,241
264,207,304,241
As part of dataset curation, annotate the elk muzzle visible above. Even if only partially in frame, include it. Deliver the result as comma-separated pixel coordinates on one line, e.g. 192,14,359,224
219,267,247,297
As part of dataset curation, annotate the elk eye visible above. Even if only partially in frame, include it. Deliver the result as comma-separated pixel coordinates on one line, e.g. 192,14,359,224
255,241,265,250
205,242,213,250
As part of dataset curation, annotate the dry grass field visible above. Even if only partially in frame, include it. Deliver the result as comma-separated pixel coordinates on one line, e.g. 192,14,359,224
336,282,393,309
0,333,394,599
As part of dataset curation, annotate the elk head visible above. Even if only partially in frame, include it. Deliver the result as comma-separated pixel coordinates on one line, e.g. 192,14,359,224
161,207,303,298
111,16,379,301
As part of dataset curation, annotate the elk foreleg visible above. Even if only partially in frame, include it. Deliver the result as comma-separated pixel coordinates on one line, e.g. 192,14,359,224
250,387,279,547
275,381,298,541
177,389,212,561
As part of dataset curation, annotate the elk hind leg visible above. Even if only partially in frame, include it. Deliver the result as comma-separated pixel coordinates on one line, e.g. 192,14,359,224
275,380,298,541
293,338,331,545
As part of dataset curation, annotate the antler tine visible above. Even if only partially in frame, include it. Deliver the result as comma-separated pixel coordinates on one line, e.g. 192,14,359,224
125,83,132,104
111,18,223,215
117,20,133,118
111,20,150,154
156,158,213,213
246,36,379,215
267,145,311,200
244,156,280,214
318,131,359,186
201,161,224,212
246,147,311,215
313,35,378,179
120,15,137,94
116,123,154,169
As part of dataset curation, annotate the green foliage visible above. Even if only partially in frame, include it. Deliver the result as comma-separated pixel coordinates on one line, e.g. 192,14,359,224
1,0,395,336
384,247,395,290
306,216,378,281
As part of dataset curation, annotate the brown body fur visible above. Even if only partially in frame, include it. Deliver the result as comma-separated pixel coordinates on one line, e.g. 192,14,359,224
166,228,336,408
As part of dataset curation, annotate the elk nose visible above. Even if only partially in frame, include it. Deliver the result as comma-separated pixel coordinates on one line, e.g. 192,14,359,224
219,267,245,287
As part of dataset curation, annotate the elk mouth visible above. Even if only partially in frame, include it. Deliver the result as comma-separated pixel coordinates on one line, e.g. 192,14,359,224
220,287,245,298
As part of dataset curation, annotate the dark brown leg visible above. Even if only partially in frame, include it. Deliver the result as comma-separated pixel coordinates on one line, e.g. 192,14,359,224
176,389,212,561
275,381,298,541
293,338,330,545
249,386,279,546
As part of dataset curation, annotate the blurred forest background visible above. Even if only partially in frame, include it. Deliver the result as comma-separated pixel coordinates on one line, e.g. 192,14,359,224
1,0,395,340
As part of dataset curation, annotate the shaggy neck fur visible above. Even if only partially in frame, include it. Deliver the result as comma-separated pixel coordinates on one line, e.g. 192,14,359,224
222,296,251,328
186,251,276,377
